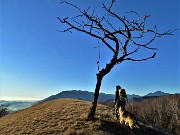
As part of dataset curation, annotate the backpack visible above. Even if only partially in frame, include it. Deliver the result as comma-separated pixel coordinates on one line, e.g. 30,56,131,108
119,89,127,101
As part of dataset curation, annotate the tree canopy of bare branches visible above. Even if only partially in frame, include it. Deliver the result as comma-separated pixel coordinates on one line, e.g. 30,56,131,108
57,0,175,120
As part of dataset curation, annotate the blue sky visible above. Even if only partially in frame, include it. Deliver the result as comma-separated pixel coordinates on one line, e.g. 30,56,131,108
0,0,179,100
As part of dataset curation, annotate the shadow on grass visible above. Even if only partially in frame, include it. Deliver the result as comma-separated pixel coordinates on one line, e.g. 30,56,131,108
97,119,166,135
98,119,133,135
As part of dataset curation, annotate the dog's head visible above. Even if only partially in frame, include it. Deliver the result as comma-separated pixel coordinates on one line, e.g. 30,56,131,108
119,106,125,112
118,106,126,116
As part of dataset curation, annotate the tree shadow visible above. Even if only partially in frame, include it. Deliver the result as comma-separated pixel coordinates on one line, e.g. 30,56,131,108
97,118,166,135
97,119,133,135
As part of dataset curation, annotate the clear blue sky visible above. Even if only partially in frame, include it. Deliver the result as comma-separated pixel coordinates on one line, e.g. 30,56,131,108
0,0,179,100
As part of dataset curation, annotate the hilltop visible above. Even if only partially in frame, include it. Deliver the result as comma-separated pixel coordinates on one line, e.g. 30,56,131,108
0,98,176,135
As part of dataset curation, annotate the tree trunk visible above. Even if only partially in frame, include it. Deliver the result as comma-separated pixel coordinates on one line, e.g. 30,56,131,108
88,58,117,120
88,73,103,120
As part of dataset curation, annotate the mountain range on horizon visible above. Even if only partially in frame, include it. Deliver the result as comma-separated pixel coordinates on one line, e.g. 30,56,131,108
40,90,171,103
0,90,174,112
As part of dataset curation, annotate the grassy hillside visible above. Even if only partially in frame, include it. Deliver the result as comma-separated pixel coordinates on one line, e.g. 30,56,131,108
0,98,176,135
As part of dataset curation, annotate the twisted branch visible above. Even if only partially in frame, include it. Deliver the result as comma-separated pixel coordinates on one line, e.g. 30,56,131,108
58,0,175,68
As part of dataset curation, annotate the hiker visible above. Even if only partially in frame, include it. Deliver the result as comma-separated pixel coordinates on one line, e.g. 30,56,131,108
114,85,128,120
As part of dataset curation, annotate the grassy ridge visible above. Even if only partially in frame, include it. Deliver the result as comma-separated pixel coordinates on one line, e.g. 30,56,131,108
0,98,175,135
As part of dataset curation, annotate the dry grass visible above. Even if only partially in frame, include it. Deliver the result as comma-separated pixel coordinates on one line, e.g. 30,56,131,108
0,98,175,135
126,94,180,135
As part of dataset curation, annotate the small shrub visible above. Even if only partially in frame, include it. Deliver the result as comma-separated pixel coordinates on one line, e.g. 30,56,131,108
0,105,9,117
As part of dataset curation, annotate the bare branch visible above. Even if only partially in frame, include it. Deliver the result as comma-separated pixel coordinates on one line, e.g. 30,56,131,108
60,0,83,14
57,17,116,52
108,0,116,11
58,0,175,66
124,52,156,62
124,11,140,17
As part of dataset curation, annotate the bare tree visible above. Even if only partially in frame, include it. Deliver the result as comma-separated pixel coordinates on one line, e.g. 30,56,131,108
58,0,175,120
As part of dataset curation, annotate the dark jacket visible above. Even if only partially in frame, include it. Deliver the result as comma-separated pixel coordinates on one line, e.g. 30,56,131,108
114,90,119,103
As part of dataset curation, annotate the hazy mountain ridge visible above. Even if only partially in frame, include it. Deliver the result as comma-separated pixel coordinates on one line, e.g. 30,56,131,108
130,91,170,102
41,90,114,103
0,90,173,112
40,90,170,103
145,91,169,96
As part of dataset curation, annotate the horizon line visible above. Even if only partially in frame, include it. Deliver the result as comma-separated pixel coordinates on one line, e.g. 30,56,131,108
1,90,178,101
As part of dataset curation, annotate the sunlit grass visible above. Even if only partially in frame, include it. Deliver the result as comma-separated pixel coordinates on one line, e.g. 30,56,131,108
0,98,175,135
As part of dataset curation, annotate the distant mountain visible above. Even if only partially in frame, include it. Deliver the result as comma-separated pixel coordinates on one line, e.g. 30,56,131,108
0,91,170,113
40,90,170,103
41,90,114,103
145,91,169,97
40,90,143,103
130,91,170,102
130,96,160,102
127,94,141,99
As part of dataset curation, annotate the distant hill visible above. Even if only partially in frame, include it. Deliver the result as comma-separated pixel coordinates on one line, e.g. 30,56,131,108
145,91,169,97
130,96,161,102
0,98,175,135
0,90,170,113
129,91,170,102
40,90,169,103
41,90,114,103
